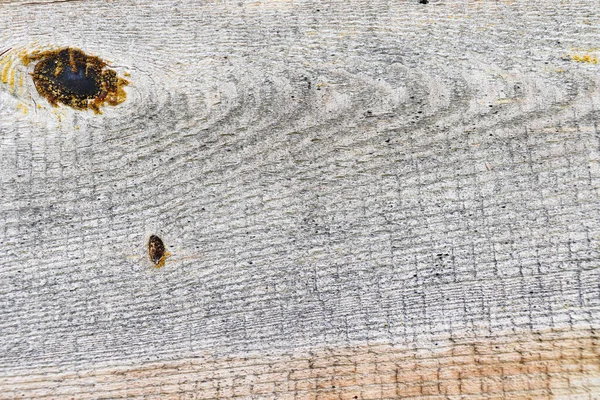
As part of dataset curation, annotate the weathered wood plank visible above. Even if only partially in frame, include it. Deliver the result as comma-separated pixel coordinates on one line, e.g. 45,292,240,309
2,329,600,398
1,0,599,397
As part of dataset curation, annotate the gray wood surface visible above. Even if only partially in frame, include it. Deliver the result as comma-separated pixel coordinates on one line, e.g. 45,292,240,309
1,0,600,398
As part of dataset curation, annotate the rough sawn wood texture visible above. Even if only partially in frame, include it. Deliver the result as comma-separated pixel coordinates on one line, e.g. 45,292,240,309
0,0,600,398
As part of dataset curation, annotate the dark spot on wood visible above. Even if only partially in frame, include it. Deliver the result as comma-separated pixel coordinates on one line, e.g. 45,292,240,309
419,0,429,3
148,235,168,268
25,47,128,114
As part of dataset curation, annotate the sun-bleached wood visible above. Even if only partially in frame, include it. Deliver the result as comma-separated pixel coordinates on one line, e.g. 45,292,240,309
1,0,599,398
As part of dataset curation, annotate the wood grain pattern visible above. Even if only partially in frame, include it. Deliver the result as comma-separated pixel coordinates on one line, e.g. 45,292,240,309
2,328,599,399
1,0,599,398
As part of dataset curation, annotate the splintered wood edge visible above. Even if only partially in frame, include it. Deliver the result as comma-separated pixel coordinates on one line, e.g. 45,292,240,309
2,327,599,399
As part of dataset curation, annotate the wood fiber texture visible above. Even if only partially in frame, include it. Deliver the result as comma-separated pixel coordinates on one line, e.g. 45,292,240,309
0,0,599,398
2,329,600,399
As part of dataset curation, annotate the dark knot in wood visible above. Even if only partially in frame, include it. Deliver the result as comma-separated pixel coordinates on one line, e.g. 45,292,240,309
26,47,128,114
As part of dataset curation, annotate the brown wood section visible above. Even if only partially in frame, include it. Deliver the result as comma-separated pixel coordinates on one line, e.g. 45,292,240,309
1,328,598,399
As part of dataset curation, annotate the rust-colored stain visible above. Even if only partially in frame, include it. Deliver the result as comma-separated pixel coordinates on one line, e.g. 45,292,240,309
1,328,598,398
23,47,128,114
148,234,169,268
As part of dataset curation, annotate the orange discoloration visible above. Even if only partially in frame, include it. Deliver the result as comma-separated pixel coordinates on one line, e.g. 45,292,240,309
0,328,598,398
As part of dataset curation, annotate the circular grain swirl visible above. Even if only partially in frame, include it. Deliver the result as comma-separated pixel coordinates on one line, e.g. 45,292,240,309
1,35,599,367
1,43,597,271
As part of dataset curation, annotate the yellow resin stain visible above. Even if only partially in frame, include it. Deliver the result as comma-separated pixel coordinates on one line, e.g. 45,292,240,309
8,67,15,90
569,54,599,64
1,62,10,84
16,103,28,114
496,98,521,104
